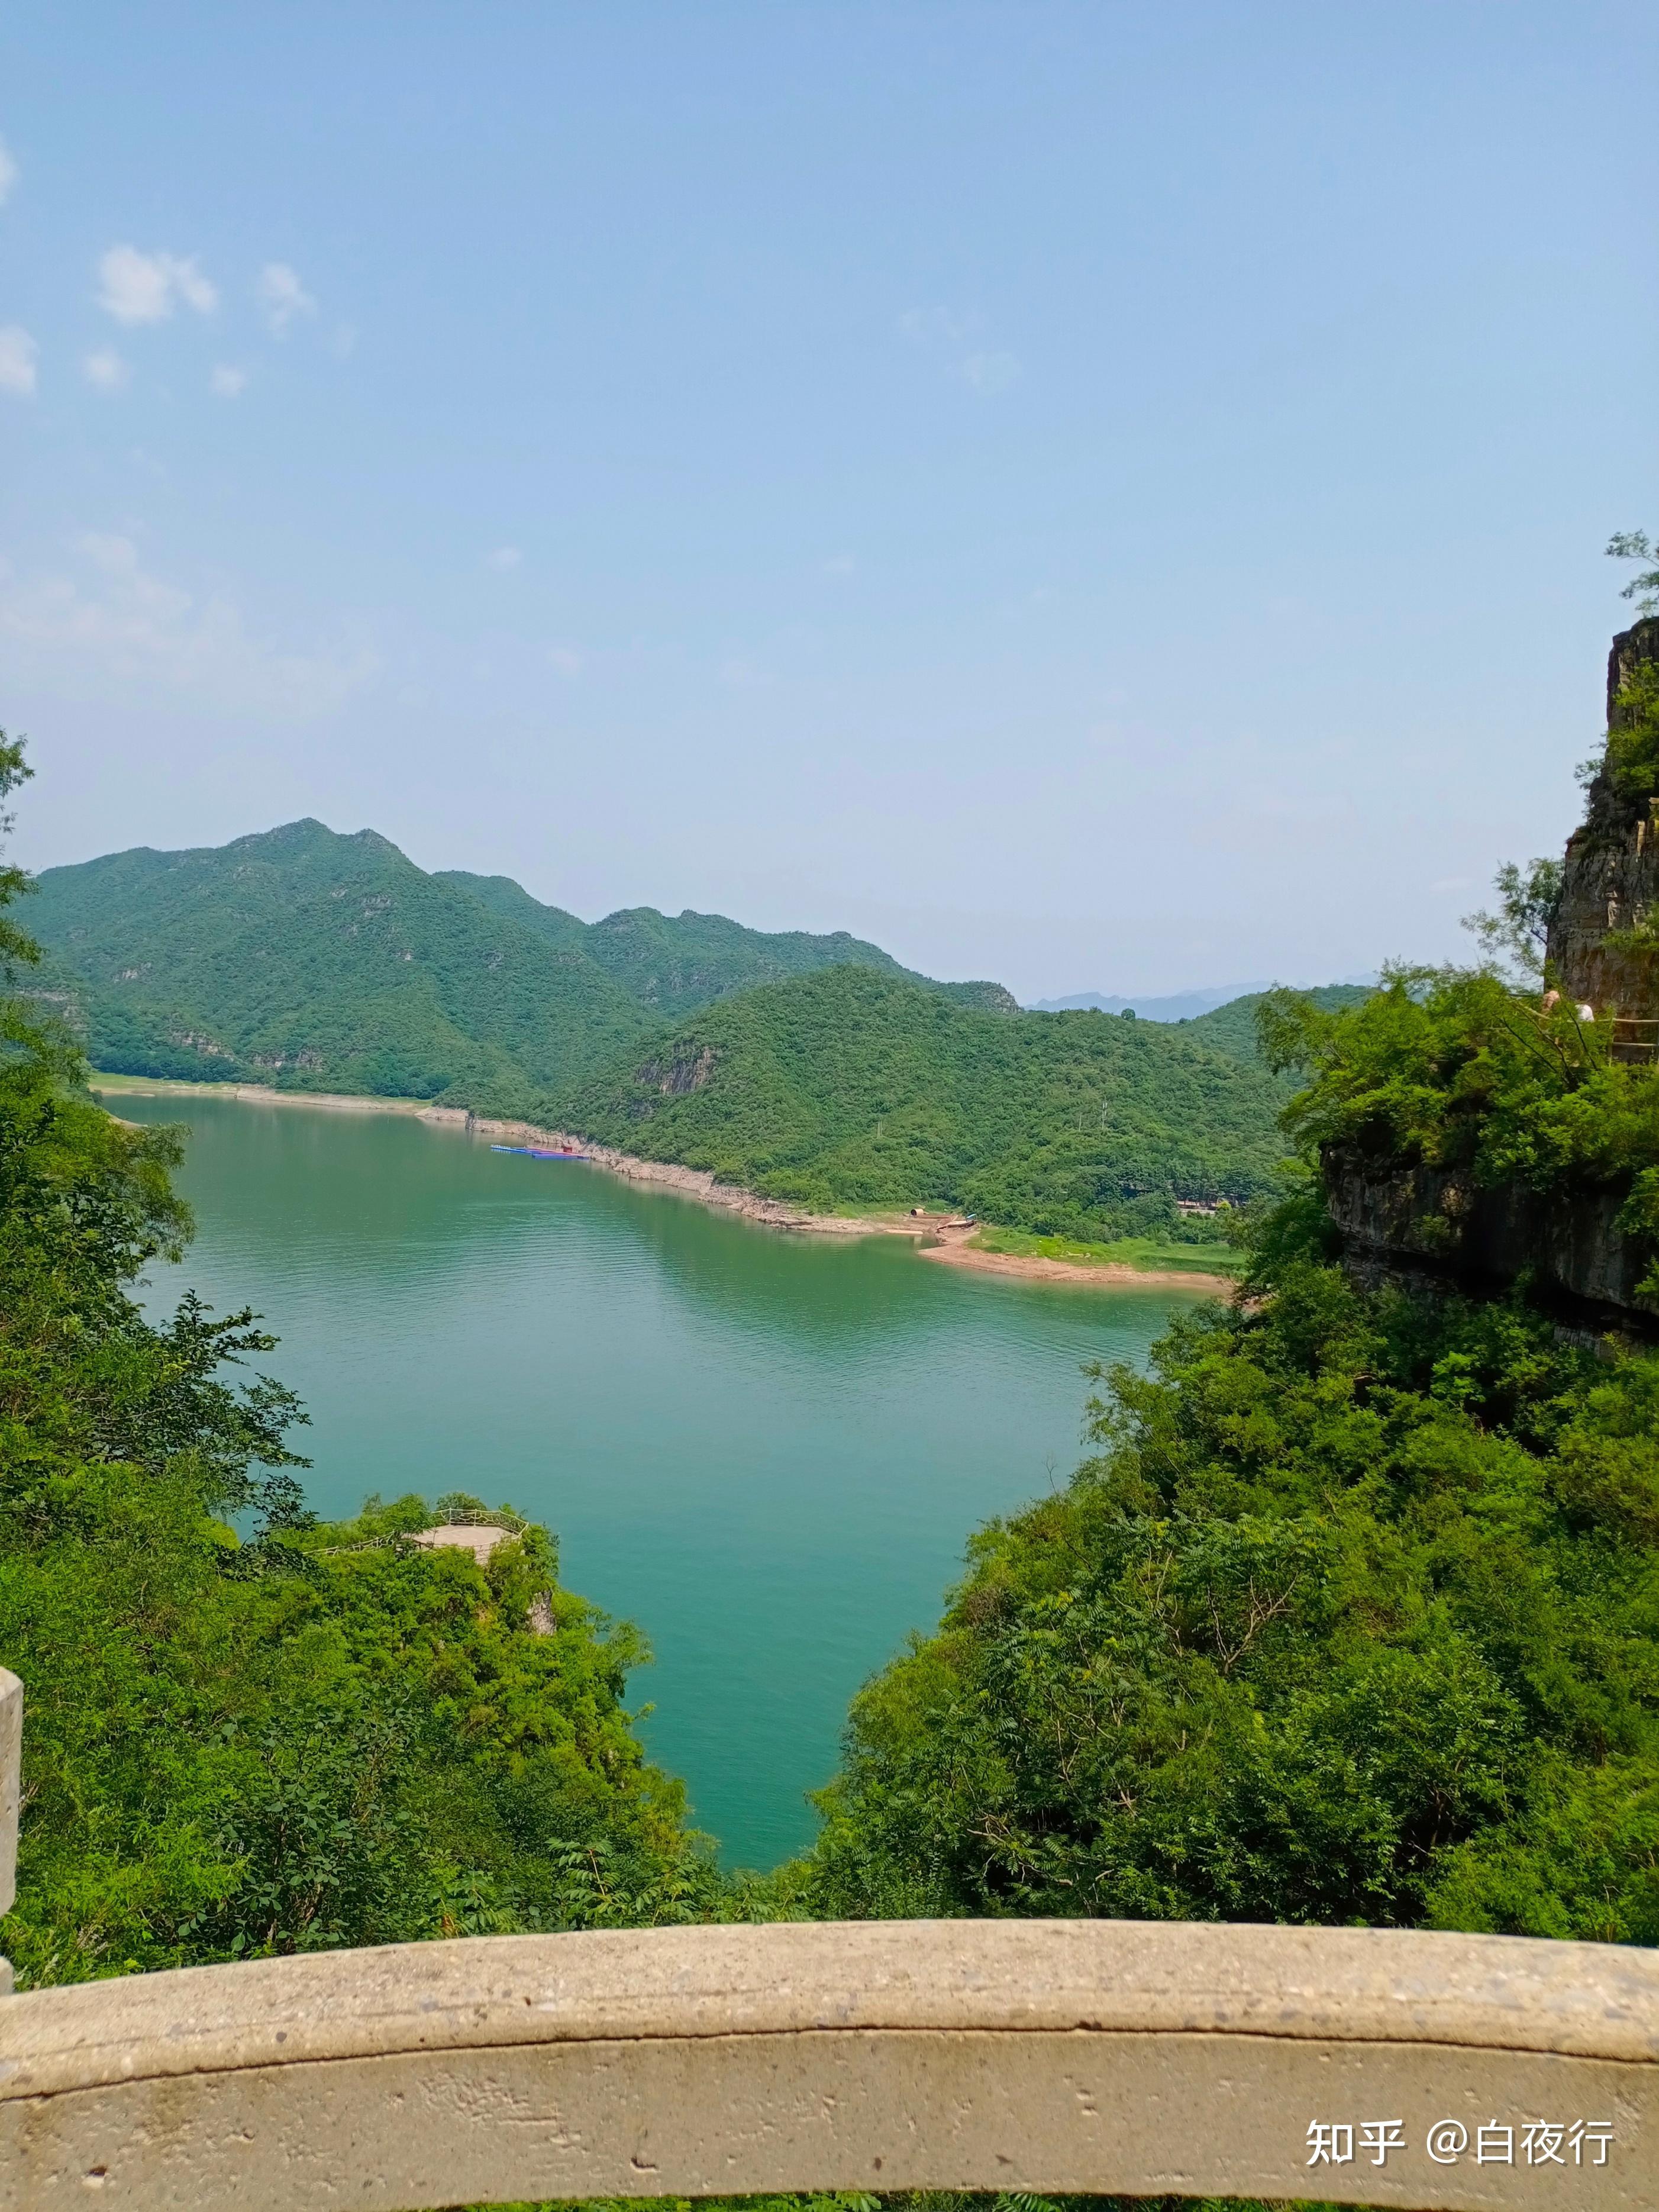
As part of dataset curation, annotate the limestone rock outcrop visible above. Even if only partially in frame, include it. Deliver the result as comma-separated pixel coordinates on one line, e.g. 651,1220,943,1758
1547,616,1659,1020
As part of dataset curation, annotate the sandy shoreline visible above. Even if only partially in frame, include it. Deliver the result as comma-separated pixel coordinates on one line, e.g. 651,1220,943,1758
916,1242,1235,1293
89,1076,1237,1297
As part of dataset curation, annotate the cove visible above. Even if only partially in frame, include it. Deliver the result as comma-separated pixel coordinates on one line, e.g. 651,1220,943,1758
113,1090,1211,1869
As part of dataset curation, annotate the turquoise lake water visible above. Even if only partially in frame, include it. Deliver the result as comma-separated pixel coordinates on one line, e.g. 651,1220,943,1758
113,1091,1208,1868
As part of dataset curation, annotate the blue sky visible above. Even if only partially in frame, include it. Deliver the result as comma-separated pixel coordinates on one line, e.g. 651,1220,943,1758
1,3,1655,999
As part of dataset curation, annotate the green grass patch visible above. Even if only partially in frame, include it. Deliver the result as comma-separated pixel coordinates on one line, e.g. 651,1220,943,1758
86,1070,434,1110
87,1070,244,1094
968,1226,1245,1275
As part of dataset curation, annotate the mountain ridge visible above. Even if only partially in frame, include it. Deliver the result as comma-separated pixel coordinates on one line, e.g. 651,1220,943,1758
437,868,1016,1016
26,818,1016,1106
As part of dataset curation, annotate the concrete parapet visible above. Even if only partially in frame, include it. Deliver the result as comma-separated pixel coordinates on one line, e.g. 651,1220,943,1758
0,1918,1655,2208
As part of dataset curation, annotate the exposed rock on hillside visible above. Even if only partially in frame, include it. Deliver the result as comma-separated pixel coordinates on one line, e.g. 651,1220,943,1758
1549,617,1659,1021
1326,1146,1650,1337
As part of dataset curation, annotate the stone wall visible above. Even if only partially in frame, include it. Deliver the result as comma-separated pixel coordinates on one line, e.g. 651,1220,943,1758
4,1916,1657,2209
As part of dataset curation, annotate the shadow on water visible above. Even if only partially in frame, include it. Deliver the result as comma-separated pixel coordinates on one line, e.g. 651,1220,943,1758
115,1092,1209,1867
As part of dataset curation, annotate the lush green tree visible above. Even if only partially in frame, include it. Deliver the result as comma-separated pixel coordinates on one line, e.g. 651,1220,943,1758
1463,859,1563,982
806,1232,1659,1938
1608,528,1659,618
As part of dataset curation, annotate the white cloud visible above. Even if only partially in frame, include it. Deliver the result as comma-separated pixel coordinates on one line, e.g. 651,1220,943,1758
0,136,18,208
80,532,140,574
822,553,856,576
960,350,1021,395
486,546,522,572
257,261,317,335
898,305,971,346
0,537,376,719
547,645,582,676
83,349,128,391
0,325,37,397
97,245,217,325
209,363,247,398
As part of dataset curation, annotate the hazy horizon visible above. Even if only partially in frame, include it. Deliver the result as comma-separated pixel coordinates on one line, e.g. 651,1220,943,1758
4,4,1655,1000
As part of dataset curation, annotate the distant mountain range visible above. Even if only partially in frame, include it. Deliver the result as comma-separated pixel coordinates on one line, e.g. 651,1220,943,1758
25,818,1371,1241
1032,975,1379,1021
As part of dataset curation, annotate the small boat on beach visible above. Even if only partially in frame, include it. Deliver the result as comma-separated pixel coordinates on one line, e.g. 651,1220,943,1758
489,1144,592,1160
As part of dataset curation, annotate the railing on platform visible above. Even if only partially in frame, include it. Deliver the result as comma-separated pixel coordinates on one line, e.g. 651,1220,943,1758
1,1669,1656,2212
1611,1016,1659,1064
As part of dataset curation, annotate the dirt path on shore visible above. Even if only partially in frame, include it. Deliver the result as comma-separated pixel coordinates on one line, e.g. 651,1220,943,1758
90,1079,1235,1297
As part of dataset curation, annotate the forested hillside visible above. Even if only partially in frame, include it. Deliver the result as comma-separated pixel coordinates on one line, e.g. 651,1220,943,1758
28,821,1012,1108
443,869,1017,1017
1171,981,1373,1066
29,817,1300,1230
27,821,650,1106
550,964,1288,1237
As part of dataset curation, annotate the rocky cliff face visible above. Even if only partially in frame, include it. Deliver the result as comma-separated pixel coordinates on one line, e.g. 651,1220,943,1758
1548,617,1659,1018
1324,1146,1651,1337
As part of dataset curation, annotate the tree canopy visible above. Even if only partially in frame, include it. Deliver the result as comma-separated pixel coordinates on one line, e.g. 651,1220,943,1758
805,1068,1659,1942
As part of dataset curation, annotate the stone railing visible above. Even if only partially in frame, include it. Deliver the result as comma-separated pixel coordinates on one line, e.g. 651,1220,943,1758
1,1670,1656,2210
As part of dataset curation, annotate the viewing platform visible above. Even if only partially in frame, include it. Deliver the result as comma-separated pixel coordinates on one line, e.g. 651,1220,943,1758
1,1671,1655,2211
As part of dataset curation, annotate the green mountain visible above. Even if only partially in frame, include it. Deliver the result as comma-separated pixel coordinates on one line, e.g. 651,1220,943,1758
1167,982,1374,1066
27,820,1018,1111
430,870,589,953
548,963,1289,1236
440,869,1018,1017
27,820,650,1105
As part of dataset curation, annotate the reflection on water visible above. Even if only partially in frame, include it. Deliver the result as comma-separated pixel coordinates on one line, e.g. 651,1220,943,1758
115,1092,1208,1867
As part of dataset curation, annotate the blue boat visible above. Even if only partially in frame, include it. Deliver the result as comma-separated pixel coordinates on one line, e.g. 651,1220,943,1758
489,1144,592,1160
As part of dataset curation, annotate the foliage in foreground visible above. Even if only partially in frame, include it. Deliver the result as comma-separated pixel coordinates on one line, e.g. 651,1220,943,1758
1264,968,1659,1194
805,1226,1659,1939
1259,965,1659,1294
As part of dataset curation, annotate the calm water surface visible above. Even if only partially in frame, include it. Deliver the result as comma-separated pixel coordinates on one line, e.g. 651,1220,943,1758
115,1092,1208,1868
